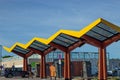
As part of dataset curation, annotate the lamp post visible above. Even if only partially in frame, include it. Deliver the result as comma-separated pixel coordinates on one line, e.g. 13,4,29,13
58,54,62,80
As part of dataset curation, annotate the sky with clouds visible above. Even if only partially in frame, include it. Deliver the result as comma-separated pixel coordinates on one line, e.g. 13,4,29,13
0,0,120,58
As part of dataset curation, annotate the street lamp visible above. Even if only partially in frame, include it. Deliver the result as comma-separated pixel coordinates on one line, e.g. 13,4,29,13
58,54,62,80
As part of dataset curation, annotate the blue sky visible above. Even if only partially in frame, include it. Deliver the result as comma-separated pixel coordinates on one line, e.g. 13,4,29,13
0,0,120,58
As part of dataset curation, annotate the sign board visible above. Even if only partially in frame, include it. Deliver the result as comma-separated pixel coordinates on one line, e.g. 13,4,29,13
31,62,36,68
58,54,61,59
59,59,61,64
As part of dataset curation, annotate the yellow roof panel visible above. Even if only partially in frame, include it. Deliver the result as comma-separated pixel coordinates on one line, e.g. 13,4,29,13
3,42,25,52
4,18,120,52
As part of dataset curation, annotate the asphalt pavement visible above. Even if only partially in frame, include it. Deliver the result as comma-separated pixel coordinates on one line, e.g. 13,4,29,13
0,76,66,80
0,75,88,80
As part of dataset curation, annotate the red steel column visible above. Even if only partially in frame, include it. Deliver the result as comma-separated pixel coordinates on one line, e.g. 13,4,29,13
40,55,46,78
98,47,107,80
64,51,71,80
102,47,107,80
23,57,28,71
98,47,103,80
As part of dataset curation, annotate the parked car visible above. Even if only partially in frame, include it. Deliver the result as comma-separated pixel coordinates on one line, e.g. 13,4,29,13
4,68,29,78
107,71,113,76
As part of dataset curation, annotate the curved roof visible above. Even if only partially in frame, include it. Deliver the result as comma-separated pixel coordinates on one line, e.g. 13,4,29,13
3,18,120,53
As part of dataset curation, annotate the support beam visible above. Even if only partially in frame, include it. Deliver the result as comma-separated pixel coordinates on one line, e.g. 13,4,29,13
12,50,29,71
26,50,34,57
50,42,67,52
44,47,55,55
103,33,120,47
23,57,28,71
98,47,107,80
82,35,102,47
29,47,50,78
12,50,25,57
40,55,46,78
29,47,43,55
64,51,71,80
68,41,85,51
102,47,107,80
98,47,103,79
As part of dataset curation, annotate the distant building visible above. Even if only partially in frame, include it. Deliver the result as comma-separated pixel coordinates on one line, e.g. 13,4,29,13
1,54,40,68
1,51,110,75
46,51,110,75
109,59,120,70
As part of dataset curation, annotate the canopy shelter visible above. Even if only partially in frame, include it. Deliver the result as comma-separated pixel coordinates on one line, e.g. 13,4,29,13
4,41,55,78
75,18,120,80
21,36,84,79
43,18,120,80
4,18,120,80
4,43,34,71
13,46,34,71
50,34,85,80
26,40,55,78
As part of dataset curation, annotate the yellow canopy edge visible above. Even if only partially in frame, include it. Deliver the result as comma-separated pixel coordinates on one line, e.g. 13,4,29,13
4,18,120,52
3,42,26,52
101,18,120,32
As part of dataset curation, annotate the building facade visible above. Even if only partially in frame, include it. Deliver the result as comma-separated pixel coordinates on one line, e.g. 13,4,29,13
1,51,110,76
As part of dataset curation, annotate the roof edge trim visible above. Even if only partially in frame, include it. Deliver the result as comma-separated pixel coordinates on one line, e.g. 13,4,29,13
77,18,102,37
3,42,26,52
101,18,120,32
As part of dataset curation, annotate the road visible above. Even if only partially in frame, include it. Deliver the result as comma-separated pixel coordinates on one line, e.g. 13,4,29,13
0,76,65,80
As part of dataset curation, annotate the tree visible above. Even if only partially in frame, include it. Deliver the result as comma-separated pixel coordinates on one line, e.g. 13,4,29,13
2,55,13,58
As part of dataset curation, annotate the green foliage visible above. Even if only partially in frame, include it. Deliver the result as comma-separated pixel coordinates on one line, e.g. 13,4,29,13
2,55,13,58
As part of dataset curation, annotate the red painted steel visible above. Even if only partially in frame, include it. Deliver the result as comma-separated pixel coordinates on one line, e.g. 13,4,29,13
82,35,102,47
102,48,107,80
98,47,103,79
26,50,34,57
23,57,28,71
28,47,55,79
40,55,46,78
50,41,85,80
12,33,120,80
29,47,43,55
50,42,67,52
12,50,34,72
98,47,107,80
68,41,85,51
12,50,25,57
44,47,55,55
64,51,71,80
103,33,120,47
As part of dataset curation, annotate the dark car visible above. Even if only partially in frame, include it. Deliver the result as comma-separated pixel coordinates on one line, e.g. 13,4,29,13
4,68,29,78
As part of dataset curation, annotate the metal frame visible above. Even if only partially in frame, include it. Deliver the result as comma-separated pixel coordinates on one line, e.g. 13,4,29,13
12,49,34,71
3,18,120,80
